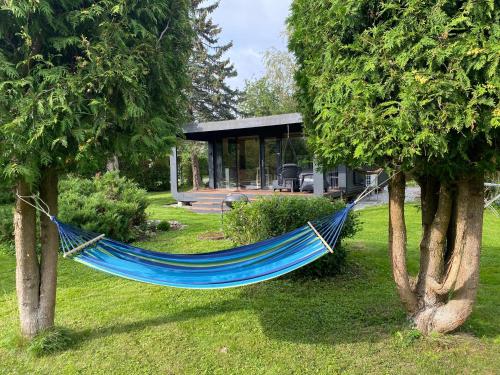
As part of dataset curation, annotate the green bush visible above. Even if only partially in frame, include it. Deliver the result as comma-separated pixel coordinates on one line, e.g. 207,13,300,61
223,196,359,278
157,220,171,232
58,172,149,242
0,206,14,253
0,180,14,204
120,158,171,192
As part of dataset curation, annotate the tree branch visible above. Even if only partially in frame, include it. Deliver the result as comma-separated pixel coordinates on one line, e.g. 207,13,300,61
157,19,171,47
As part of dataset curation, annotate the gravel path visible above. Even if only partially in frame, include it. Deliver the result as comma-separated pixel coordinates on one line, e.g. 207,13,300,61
354,186,421,210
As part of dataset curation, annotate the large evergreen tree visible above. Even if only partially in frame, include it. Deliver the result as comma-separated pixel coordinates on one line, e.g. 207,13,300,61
0,0,192,338
289,0,499,334
186,0,240,190
189,0,239,121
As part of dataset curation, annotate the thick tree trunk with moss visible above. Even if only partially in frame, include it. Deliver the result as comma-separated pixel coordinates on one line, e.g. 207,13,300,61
15,168,59,339
388,172,484,334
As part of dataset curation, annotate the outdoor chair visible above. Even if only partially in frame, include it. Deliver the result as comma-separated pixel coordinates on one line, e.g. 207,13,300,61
272,164,300,192
299,171,314,192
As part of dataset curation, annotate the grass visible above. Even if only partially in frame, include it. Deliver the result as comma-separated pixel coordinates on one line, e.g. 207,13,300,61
0,192,498,374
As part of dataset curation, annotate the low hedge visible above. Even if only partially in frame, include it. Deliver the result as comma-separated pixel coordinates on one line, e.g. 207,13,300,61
58,172,149,242
222,196,359,278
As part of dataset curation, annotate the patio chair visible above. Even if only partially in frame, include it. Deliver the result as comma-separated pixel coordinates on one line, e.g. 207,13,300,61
299,171,314,192
272,164,300,192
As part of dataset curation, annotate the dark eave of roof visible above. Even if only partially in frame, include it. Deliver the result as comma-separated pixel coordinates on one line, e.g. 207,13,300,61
183,113,303,135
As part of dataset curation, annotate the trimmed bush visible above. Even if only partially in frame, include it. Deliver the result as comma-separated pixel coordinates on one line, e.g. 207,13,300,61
58,172,149,242
223,196,359,277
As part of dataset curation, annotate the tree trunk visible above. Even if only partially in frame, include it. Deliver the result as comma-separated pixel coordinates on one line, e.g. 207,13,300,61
38,167,59,331
15,181,40,339
414,174,484,333
191,153,202,190
106,155,120,172
15,168,60,339
388,172,418,313
388,172,485,334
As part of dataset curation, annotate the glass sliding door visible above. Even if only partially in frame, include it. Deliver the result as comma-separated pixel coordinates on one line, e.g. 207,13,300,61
215,136,283,190
237,136,260,190
220,137,238,189
263,138,280,188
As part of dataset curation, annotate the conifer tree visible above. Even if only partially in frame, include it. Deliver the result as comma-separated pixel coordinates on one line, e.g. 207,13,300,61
186,0,240,189
0,0,192,338
289,0,499,334
189,0,239,122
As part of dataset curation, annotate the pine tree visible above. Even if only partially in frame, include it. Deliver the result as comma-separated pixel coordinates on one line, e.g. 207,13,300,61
186,0,240,190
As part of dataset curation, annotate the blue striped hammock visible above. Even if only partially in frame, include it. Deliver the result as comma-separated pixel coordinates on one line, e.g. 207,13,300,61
52,204,353,289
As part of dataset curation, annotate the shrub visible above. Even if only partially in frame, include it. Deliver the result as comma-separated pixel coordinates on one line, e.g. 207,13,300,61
120,158,171,192
223,196,359,277
157,220,171,232
0,206,14,245
0,180,14,204
58,172,149,242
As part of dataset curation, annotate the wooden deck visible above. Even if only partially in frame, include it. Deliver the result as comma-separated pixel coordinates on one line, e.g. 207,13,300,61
174,188,346,214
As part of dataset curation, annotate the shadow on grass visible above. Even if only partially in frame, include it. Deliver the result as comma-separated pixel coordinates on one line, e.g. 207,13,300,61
71,275,407,348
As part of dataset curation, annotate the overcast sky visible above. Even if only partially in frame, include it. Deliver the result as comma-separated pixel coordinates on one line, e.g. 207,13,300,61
212,0,293,89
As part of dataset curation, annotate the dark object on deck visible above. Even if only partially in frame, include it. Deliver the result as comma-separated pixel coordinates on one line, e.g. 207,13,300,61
272,164,300,192
299,172,314,192
223,193,249,209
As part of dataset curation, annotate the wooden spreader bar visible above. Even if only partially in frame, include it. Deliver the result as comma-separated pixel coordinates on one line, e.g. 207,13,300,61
307,222,334,254
63,234,106,258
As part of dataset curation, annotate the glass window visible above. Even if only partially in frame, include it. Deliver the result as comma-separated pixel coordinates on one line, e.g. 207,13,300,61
263,138,279,188
221,138,237,189
237,136,260,189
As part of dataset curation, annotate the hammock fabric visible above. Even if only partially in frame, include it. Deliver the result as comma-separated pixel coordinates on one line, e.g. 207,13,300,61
52,204,354,289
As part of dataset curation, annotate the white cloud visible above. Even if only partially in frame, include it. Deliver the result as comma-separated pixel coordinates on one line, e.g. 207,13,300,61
212,0,293,89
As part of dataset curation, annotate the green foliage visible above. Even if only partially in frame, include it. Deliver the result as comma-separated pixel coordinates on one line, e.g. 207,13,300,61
0,179,13,204
58,173,148,242
0,0,192,183
27,327,74,357
289,0,499,176
223,196,359,277
240,49,299,117
120,158,171,192
157,220,171,232
0,206,14,247
394,329,423,348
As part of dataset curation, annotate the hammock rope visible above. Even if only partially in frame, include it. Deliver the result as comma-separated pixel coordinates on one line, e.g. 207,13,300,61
15,171,388,289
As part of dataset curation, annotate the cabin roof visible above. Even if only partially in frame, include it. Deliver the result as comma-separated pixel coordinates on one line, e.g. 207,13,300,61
183,113,303,140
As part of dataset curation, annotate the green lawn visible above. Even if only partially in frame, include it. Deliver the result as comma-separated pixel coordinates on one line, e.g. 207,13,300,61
0,192,498,374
